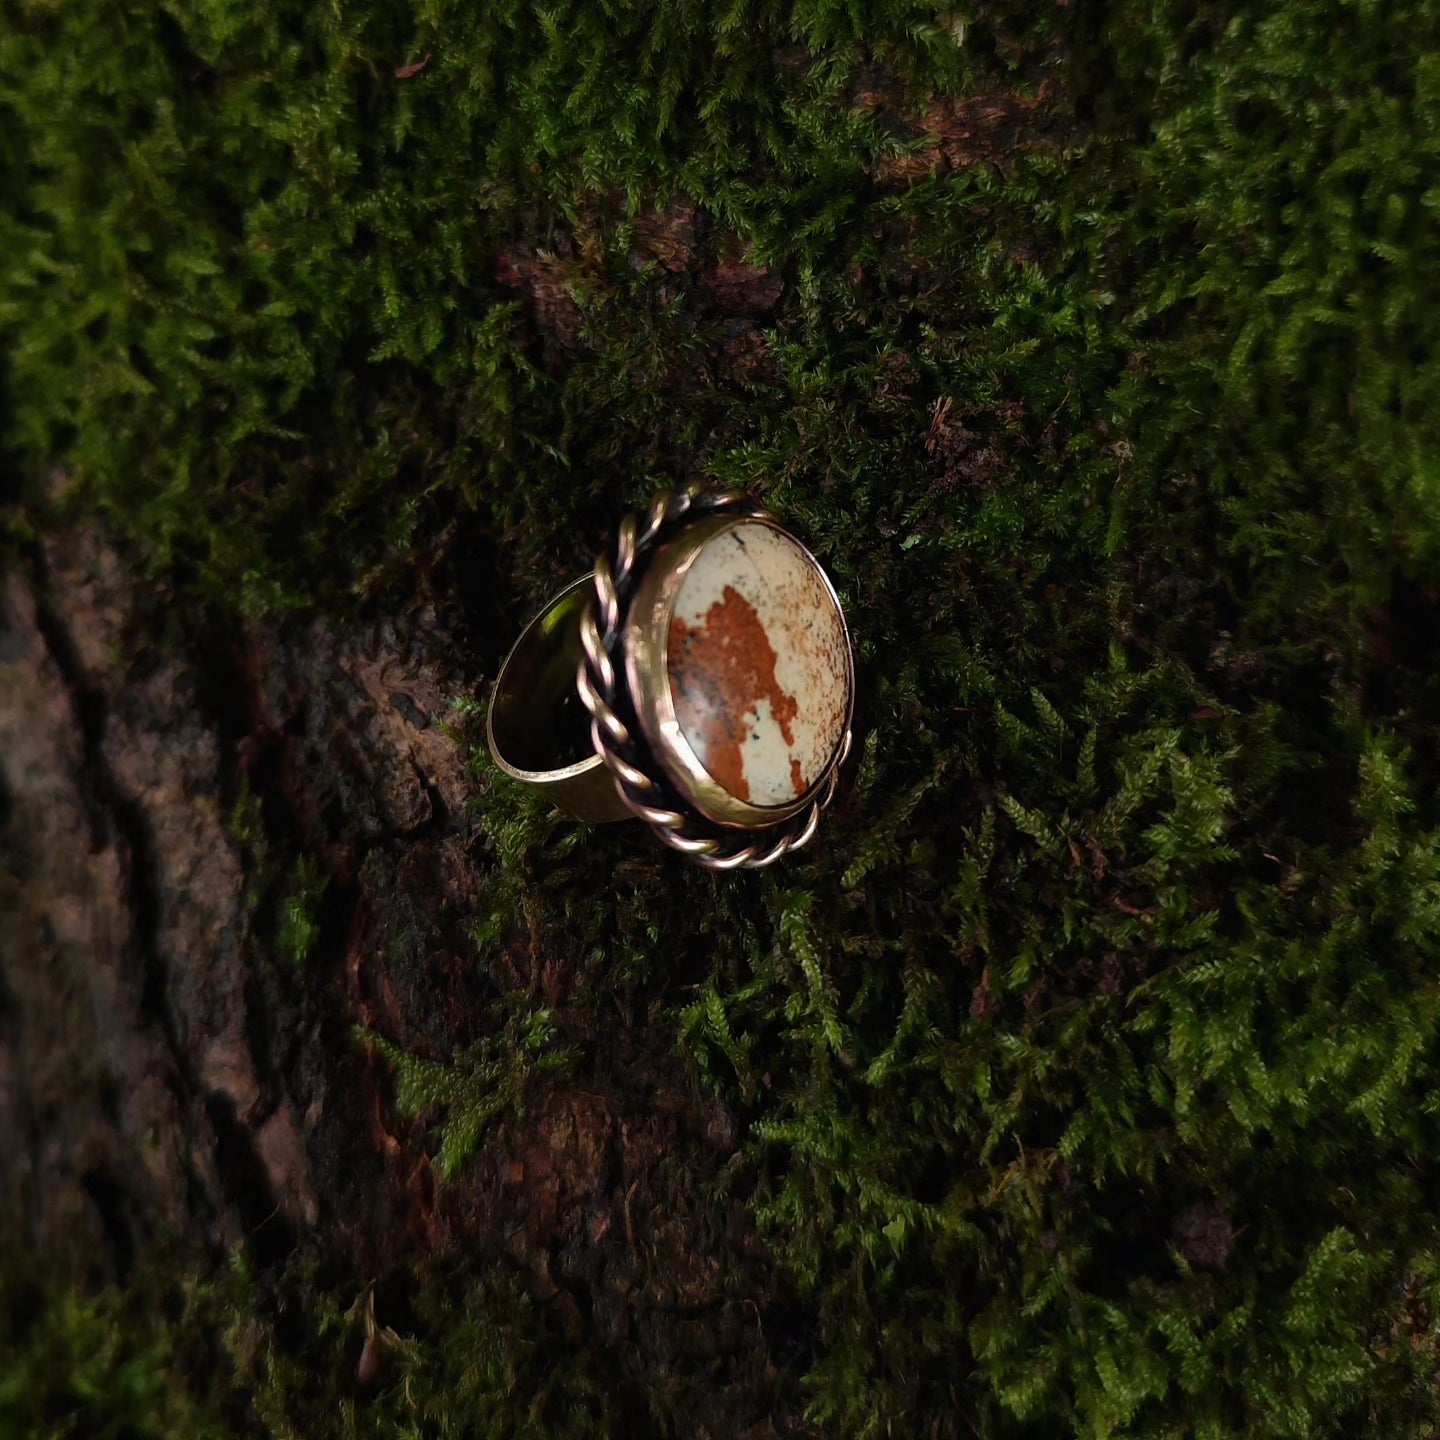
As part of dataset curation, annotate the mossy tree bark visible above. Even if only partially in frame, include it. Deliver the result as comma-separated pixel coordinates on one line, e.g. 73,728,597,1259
0,524,799,1435
7,1,1440,1433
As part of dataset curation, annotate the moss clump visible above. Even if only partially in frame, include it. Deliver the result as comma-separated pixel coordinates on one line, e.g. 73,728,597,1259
362,1005,577,1180
229,1258,625,1440
0,1259,221,1440
0,1250,623,1440
278,855,328,967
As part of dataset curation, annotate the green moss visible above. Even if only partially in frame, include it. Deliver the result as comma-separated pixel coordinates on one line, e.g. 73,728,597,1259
227,1257,622,1440
0,1249,624,1440
225,778,267,856
362,1004,577,1181
0,1256,220,1440
277,855,328,967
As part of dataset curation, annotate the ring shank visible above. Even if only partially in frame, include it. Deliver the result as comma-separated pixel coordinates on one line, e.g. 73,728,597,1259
486,576,634,823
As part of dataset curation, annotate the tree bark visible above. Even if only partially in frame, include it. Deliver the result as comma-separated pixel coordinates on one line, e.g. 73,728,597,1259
0,523,801,1435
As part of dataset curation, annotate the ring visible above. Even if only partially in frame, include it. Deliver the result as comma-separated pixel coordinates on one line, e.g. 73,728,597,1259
487,486,855,869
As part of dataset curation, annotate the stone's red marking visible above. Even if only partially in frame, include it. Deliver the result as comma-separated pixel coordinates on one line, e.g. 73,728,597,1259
668,586,801,803
790,756,805,798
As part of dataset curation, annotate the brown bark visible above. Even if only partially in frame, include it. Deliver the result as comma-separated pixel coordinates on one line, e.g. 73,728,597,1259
0,525,802,1433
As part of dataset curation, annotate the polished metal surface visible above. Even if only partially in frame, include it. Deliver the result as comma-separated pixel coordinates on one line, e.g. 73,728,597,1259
486,576,633,823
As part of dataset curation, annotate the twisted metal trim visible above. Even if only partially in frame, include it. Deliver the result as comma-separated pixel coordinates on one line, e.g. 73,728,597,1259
576,485,851,869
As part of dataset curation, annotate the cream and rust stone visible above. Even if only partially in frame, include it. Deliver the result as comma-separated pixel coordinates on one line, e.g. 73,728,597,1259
665,521,849,807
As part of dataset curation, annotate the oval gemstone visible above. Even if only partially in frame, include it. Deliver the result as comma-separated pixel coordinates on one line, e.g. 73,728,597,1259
666,521,850,807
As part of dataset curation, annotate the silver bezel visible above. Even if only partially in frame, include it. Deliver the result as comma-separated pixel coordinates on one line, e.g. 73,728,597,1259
621,514,855,829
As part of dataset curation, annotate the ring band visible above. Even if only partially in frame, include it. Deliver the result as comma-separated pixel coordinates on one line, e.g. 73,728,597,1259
487,487,854,868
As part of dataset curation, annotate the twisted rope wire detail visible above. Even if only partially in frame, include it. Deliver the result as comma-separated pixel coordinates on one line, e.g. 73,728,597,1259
575,485,848,869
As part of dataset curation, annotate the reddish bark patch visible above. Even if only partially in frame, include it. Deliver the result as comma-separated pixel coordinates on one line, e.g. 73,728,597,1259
926,396,1026,492
718,323,778,381
701,259,784,315
1172,1200,1239,1274
668,589,799,802
631,203,699,273
496,250,584,349
870,80,1063,183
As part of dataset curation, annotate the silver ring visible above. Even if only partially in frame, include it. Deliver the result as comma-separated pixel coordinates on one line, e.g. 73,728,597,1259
487,487,854,869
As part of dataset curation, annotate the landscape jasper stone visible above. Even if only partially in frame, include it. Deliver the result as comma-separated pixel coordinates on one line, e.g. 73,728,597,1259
666,521,850,808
